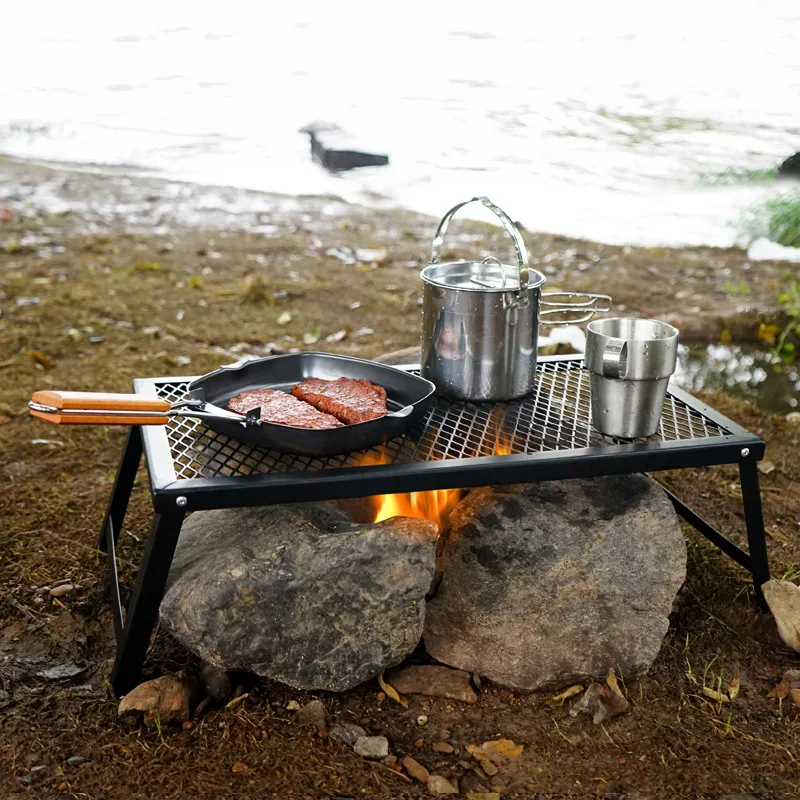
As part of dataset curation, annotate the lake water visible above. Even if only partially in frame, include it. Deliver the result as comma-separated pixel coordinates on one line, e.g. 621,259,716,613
1,1,798,246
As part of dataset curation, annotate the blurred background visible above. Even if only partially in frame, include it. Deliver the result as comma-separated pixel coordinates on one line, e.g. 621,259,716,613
1,0,797,247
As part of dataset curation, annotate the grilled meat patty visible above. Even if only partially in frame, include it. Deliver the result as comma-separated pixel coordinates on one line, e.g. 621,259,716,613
228,388,342,429
291,377,387,425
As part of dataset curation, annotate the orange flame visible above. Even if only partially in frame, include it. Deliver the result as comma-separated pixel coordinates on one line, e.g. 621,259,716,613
354,417,514,531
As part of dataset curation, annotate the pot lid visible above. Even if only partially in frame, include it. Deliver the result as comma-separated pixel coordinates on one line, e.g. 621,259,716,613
421,260,547,292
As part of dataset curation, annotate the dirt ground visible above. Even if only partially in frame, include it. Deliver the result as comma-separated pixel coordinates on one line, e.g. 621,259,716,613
1,163,800,799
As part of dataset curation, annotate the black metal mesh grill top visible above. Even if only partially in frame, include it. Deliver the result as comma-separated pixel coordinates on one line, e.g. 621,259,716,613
150,360,730,482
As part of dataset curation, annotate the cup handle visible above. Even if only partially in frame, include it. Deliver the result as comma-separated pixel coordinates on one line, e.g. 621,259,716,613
603,341,628,379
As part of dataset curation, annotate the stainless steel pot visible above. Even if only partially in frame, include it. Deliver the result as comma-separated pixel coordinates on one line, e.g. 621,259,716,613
420,196,611,401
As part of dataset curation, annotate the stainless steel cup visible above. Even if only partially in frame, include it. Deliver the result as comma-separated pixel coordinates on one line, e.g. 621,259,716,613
585,318,679,438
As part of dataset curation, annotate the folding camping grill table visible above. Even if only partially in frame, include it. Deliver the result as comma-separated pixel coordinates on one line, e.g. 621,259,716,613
100,354,771,697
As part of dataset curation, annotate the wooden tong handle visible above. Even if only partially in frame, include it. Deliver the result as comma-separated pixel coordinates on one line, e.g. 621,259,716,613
32,390,170,413
30,391,170,426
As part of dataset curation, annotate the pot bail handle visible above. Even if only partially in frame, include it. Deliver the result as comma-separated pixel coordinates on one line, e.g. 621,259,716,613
430,196,529,292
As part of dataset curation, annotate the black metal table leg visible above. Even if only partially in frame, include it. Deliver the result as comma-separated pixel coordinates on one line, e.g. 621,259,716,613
98,427,143,553
110,510,184,697
739,459,771,608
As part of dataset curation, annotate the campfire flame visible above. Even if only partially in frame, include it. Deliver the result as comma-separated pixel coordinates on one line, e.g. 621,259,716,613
356,416,515,531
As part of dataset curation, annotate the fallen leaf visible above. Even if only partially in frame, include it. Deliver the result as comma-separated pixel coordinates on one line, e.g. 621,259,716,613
276,311,292,326
703,686,730,704
605,668,625,699
466,738,524,763
570,670,631,725
378,673,408,708
768,679,790,700
135,261,160,271
758,460,776,475
790,688,800,709
720,328,732,345
758,323,781,348
224,693,249,710
547,684,584,707
28,349,53,369
36,663,87,681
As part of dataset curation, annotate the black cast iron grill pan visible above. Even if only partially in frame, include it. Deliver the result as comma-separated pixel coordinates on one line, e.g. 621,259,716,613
28,352,436,457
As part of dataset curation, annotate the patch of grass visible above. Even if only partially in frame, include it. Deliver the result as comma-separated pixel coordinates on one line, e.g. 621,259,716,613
773,277,800,363
742,190,800,248
699,167,778,186
725,279,750,297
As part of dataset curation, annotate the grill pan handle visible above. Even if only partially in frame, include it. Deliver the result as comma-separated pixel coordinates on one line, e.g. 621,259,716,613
430,196,530,292
29,391,170,425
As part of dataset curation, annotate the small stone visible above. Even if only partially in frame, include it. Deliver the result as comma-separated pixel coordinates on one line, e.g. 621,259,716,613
763,580,800,652
118,673,197,726
783,669,800,684
786,412,800,425
65,756,86,767
199,662,232,703
481,760,499,776
30,765,46,773
433,741,454,754
382,755,398,766
353,735,389,759
286,700,301,711
386,665,478,704
296,699,327,730
231,761,248,773
428,774,458,794
465,794,501,800
439,729,451,739
415,737,425,748
328,722,366,746
49,584,74,597
402,756,430,784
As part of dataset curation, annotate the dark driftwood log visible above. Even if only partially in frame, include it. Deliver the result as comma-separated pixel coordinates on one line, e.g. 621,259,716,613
300,122,389,172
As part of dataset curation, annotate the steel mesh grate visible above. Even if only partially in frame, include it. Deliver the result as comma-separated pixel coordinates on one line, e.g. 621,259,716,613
152,360,730,482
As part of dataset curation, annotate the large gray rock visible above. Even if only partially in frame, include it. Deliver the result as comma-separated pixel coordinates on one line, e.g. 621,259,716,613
161,504,437,691
424,475,686,691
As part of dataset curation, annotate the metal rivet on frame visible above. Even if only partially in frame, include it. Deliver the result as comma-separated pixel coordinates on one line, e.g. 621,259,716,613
176,496,188,507
740,448,750,458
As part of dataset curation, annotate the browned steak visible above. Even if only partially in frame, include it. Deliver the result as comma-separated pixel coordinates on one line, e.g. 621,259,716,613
291,378,387,425
228,388,342,429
